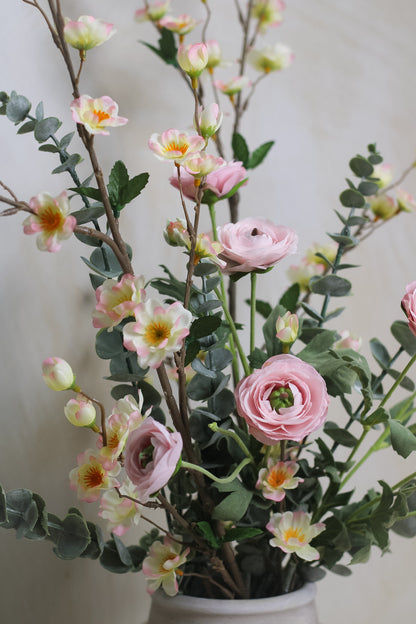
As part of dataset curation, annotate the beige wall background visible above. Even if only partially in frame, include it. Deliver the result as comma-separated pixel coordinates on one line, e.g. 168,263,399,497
1,0,415,622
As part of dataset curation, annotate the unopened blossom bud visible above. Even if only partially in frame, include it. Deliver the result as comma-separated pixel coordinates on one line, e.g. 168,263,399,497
64,395,96,427
135,1,170,23
397,188,416,213
164,219,189,247
369,194,396,220
177,43,208,81
64,15,115,51
42,357,75,391
197,103,223,138
275,311,299,345
205,40,222,70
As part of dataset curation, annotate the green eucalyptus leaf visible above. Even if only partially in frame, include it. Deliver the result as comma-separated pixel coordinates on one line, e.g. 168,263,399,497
339,189,366,209
324,421,358,447
350,544,371,564
191,358,218,379
69,186,103,202
0,485,7,523
6,92,31,122
358,181,379,196
349,156,374,178
189,316,221,339
53,512,91,560
301,302,323,322
391,320,416,356
327,233,358,248
60,132,75,150
386,368,415,391
52,153,82,174
310,275,352,297
72,204,105,225
35,101,44,121
95,328,125,359
34,117,61,143
16,120,36,134
38,144,60,153
186,371,230,401
390,420,416,458
369,338,390,368
205,348,233,371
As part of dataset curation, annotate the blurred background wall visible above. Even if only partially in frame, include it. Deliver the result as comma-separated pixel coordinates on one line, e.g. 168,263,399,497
0,0,415,622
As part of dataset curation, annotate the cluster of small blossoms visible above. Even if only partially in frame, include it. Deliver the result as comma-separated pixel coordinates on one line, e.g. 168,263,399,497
287,241,338,291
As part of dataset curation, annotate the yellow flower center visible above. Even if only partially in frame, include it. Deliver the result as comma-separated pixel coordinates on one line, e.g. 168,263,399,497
283,527,305,543
267,467,287,489
144,320,172,346
164,142,189,155
80,463,105,489
39,207,64,233
94,109,111,124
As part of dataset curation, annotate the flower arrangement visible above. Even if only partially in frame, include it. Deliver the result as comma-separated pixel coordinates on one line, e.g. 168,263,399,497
1,0,416,616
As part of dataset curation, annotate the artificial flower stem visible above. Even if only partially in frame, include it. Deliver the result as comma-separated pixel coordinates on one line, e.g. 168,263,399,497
209,423,255,462
181,458,252,484
215,287,251,377
77,389,107,446
250,272,257,356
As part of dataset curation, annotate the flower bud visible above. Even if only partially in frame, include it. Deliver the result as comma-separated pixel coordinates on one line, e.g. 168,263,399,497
206,40,222,70
369,194,396,220
64,395,96,427
177,43,208,79
164,219,189,247
275,312,299,344
396,188,416,213
197,103,223,138
42,357,75,391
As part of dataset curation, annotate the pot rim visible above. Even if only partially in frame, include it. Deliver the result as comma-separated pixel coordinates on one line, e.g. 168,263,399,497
151,582,316,615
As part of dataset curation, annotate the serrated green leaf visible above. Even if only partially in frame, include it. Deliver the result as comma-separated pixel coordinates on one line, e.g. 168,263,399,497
141,28,178,67
232,133,249,167
108,160,129,208
122,172,149,204
223,527,263,542
248,347,268,369
189,316,221,340
196,521,221,548
247,140,274,169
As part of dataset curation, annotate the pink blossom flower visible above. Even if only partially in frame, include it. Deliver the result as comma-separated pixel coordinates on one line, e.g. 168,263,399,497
287,258,325,291
123,298,192,369
92,274,146,330
98,393,147,461
235,353,329,445
135,1,170,23
267,511,325,561
99,478,142,536
42,357,75,391
402,281,416,337
257,460,303,502
114,393,148,432
197,103,223,138
217,217,298,275
248,43,294,73
251,0,286,32
184,153,225,179
170,161,247,201
23,191,76,252
124,417,183,502
275,312,299,345
159,14,197,35
64,395,96,427
69,449,120,502
206,40,222,70
333,330,362,352
397,188,416,213
148,129,205,164
70,95,128,135
177,43,208,79
214,76,251,96
64,15,115,50
142,535,189,596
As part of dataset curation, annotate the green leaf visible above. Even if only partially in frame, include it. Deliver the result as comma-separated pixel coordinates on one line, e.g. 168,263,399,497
310,275,352,297
350,544,371,564
327,233,358,248
196,521,221,548
212,488,253,522
247,140,274,169
95,328,125,359
205,348,233,371
187,372,230,401
248,347,268,369
279,283,300,312
324,421,358,447
85,244,125,278
38,144,60,153
370,338,390,368
390,420,416,458
245,298,272,319
349,156,374,178
34,117,61,143
301,302,323,322
6,92,31,122
52,153,82,174
0,485,7,523
391,320,416,356
122,172,149,204
339,189,366,209
108,160,129,208
141,28,178,67
35,101,44,121
1,489,38,538
223,527,263,542
386,368,415,392
69,186,103,202
263,303,286,357
191,358,218,379
358,181,379,196
189,316,221,340
16,120,36,134
362,406,389,427
60,132,74,150
54,512,91,559
72,204,105,225
232,133,249,167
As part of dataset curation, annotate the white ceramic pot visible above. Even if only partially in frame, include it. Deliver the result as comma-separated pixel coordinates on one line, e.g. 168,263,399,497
145,583,319,624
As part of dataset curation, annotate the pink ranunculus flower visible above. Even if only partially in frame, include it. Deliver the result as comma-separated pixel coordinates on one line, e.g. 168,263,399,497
257,460,303,502
123,298,192,369
142,535,189,596
217,217,298,275
92,274,146,330
70,95,128,135
124,417,183,503
99,477,142,536
64,15,115,51
23,191,76,252
401,281,416,337
149,129,205,164
170,160,247,201
177,43,208,79
267,511,325,561
69,449,120,502
235,354,329,444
